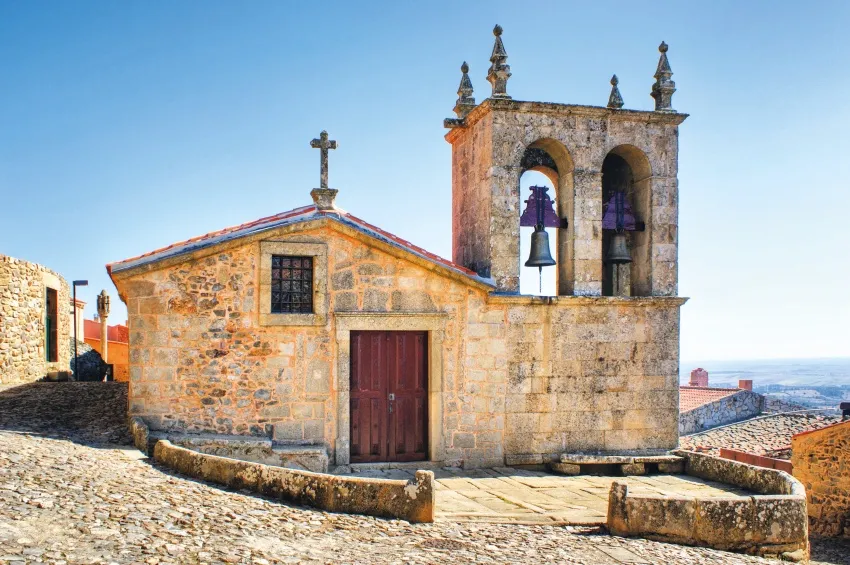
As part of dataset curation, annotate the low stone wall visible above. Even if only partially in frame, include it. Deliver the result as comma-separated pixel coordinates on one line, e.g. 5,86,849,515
608,450,808,560
0,255,71,384
792,420,850,538
679,390,764,435
151,440,434,523
676,449,801,495
130,416,151,454
162,433,329,473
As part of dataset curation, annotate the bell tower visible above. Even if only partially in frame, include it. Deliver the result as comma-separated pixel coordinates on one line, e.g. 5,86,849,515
445,29,687,296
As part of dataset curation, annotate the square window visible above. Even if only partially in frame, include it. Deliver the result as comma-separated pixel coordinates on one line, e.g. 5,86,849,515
271,255,313,314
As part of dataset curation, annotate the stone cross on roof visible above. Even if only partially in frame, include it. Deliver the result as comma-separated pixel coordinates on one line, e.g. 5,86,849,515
310,130,337,189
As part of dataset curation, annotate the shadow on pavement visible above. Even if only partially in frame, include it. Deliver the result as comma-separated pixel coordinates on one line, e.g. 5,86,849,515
0,381,132,447
810,537,850,565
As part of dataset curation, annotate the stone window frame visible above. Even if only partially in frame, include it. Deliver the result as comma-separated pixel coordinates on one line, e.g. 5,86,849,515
333,312,447,466
259,241,328,326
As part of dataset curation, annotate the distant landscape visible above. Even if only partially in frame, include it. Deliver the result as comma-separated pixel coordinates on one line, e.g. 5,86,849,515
680,357,850,409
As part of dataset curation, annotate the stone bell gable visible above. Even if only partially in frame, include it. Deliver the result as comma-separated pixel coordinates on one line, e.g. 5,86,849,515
446,101,686,296
445,33,687,297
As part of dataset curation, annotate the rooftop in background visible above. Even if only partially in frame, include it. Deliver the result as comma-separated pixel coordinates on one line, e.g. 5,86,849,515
83,319,129,344
679,386,742,412
680,411,843,457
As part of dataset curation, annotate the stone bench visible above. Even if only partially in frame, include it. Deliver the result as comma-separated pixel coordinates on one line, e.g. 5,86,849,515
550,453,684,476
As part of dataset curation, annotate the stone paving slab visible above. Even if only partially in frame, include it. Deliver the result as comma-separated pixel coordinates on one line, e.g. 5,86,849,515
341,466,752,525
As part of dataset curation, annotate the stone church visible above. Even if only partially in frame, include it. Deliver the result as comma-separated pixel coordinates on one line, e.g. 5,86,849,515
109,26,687,470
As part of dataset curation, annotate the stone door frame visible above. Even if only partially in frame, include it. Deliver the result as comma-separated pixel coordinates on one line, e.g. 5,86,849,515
334,312,447,466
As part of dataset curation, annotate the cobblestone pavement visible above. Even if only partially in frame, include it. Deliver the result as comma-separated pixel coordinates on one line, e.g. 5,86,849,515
343,467,749,525
0,382,847,565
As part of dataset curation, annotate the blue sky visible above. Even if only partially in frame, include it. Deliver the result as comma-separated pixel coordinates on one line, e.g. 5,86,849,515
1,1,848,362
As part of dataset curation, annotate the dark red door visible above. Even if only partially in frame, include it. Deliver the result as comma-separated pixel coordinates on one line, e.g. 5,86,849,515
350,331,428,463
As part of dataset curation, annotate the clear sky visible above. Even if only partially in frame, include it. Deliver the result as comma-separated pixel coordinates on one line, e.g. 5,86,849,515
1,1,848,362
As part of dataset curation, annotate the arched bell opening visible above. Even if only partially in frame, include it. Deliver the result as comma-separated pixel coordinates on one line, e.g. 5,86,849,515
518,139,575,296
519,171,558,295
601,145,652,297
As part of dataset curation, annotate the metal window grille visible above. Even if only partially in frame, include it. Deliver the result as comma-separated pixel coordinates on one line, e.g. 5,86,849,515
271,255,313,313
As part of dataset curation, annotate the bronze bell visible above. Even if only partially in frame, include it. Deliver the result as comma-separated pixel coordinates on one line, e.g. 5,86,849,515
606,232,632,264
525,225,556,268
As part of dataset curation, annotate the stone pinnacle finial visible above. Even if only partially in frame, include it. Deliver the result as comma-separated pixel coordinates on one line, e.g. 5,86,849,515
608,74,624,109
453,61,476,118
96,289,110,318
651,41,676,112
487,24,511,99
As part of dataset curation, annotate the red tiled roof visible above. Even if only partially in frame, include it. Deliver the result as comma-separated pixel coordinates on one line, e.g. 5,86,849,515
83,319,129,343
107,205,491,286
679,386,741,412
792,418,850,440
680,412,843,456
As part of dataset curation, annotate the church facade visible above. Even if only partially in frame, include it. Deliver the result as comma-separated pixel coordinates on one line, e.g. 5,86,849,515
109,27,687,470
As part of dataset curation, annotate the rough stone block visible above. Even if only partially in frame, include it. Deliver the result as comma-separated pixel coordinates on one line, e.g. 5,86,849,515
273,421,303,441
658,460,685,474
621,462,646,476
752,495,808,545
693,497,755,546
452,432,476,449
626,494,697,540
303,419,324,441
549,462,581,476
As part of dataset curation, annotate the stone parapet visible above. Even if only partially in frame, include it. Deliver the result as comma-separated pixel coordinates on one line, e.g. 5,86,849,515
152,440,435,523
675,449,802,495
608,450,809,560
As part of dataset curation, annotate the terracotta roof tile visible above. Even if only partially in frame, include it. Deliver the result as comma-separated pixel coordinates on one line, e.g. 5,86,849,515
107,206,492,287
792,418,850,440
679,386,740,412
680,412,843,456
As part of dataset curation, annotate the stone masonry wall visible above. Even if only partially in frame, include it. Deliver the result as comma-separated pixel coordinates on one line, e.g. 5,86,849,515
791,420,850,537
0,255,71,384
451,111,493,280
118,225,475,457
679,390,764,435
115,222,683,467
505,298,681,462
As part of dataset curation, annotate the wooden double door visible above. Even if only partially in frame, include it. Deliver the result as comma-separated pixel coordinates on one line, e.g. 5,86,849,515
350,331,428,463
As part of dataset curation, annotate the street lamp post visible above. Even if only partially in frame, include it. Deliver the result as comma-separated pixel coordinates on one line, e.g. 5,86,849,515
72,280,88,380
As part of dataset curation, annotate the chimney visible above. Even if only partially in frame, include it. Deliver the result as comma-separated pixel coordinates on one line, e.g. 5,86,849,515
738,379,753,391
689,368,709,387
